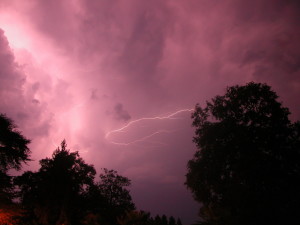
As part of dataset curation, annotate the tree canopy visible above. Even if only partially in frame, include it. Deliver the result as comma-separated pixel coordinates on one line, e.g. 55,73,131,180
186,82,300,225
0,114,30,205
98,168,135,211
14,141,141,225
15,140,96,224
0,113,31,171
84,168,136,224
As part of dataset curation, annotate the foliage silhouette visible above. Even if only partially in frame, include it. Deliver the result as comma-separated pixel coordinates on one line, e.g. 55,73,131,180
98,168,135,210
14,141,140,225
119,213,184,225
85,168,136,224
168,216,176,225
0,113,30,205
0,114,31,171
161,215,168,225
186,82,300,225
117,210,151,225
176,218,182,225
15,140,96,225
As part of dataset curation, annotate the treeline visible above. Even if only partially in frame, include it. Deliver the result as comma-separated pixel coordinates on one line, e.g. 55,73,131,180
0,114,183,225
118,211,183,225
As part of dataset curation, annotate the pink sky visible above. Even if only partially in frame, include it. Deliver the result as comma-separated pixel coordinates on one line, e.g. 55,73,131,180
0,0,299,223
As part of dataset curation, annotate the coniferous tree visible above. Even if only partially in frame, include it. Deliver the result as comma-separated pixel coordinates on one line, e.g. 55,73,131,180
0,114,30,205
154,215,162,225
168,216,176,225
176,218,182,225
15,140,96,224
161,215,168,225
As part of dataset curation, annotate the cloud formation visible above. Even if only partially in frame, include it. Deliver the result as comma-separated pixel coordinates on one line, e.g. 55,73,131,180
113,103,131,122
0,29,52,139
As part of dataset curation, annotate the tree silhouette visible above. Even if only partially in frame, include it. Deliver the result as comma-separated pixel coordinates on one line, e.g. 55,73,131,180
186,82,300,225
94,168,136,224
0,114,30,205
0,114,31,171
117,210,151,225
15,140,96,224
168,216,176,225
161,215,168,225
154,215,162,225
176,218,182,225
147,215,182,225
98,168,135,210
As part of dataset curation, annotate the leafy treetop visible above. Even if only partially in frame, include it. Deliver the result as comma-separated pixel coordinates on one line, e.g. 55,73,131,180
0,114,31,171
186,82,300,225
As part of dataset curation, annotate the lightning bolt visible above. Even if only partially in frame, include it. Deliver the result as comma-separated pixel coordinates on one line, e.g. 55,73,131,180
105,108,193,139
105,108,194,146
108,129,176,147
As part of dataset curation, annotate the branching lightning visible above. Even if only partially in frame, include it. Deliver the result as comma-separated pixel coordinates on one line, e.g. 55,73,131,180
105,108,194,146
105,108,193,138
108,130,176,147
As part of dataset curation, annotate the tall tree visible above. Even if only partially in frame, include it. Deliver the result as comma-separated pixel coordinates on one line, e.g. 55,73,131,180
154,215,162,225
96,168,135,224
0,114,30,205
176,218,182,225
15,140,96,224
168,216,176,225
186,82,300,225
0,114,31,171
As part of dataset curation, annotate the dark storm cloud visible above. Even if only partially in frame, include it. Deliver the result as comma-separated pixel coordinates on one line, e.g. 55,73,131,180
114,103,131,122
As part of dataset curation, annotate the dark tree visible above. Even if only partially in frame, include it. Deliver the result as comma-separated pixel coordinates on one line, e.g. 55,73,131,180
0,114,30,205
168,216,176,225
117,210,151,225
176,218,182,225
186,83,300,225
154,215,162,225
98,168,135,209
15,140,96,224
0,170,13,205
80,168,135,224
97,168,135,223
0,114,31,171
161,215,168,225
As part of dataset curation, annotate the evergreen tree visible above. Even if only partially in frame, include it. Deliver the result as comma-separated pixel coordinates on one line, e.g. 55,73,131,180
161,215,168,225
0,114,30,205
176,218,182,225
168,216,176,225
15,140,96,224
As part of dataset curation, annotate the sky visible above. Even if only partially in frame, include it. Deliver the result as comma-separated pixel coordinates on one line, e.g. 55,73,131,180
0,0,300,224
